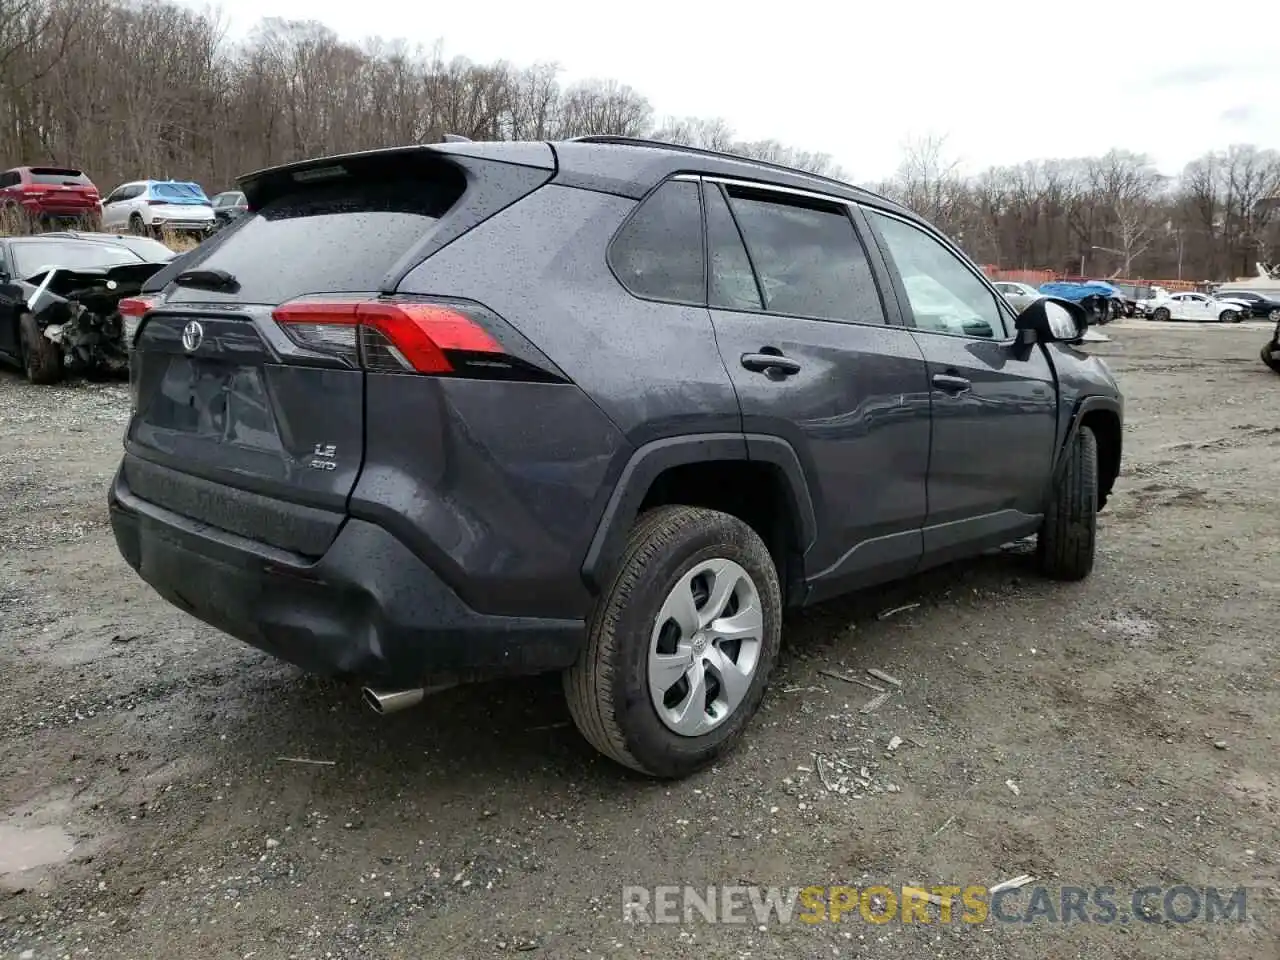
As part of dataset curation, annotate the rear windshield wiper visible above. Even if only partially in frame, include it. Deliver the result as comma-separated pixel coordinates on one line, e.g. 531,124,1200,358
173,267,239,292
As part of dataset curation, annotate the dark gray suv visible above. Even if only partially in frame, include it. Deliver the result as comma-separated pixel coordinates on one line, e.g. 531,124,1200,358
109,137,1123,778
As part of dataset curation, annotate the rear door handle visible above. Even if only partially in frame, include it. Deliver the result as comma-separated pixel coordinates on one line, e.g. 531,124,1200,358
931,373,971,394
741,352,802,376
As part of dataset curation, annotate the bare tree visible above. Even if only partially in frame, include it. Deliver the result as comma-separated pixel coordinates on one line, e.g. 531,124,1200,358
1222,144,1280,276
881,134,966,235
1088,150,1166,275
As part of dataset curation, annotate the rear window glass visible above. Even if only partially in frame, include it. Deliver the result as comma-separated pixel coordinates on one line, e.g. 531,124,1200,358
106,236,177,262
29,168,91,186
172,175,463,303
11,240,142,276
151,182,208,202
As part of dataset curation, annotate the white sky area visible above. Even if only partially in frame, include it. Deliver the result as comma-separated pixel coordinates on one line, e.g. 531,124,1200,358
190,0,1278,182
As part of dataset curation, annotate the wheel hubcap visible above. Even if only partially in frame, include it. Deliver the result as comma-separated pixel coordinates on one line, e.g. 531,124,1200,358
647,558,763,737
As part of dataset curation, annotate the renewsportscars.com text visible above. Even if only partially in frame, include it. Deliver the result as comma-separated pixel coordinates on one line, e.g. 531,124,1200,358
622,884,1248,926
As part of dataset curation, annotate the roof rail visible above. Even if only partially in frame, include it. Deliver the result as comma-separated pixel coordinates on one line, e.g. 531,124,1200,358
565,135,871,199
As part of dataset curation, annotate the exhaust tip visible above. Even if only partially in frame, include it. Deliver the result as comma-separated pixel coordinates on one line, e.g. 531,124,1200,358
361,686,425,716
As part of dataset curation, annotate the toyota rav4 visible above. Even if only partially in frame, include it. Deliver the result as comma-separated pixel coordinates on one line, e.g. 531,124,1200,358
109,137,1123,778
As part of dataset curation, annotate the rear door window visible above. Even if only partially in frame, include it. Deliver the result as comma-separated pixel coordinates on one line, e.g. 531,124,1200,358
723,186,885,324
164,174,465,304
608,179,705,305
704,183,762,311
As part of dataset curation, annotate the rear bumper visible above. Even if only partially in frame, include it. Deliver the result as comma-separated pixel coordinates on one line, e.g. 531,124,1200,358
108,469,586,685
150,217,213,231
22,202,97,219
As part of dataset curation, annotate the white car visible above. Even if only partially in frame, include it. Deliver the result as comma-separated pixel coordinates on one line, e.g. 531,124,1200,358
993,281,1043,313
1145,291,1245,323
100,180,215,237
1134,285,1170,316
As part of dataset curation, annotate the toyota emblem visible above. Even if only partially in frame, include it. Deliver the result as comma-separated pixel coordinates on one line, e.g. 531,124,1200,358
181,320,204,353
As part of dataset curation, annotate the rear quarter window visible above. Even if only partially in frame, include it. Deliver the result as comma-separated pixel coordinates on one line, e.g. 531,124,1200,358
608,179,705,305
166,174,464,303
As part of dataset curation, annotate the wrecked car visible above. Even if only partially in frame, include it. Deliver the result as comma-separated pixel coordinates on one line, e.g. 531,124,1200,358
1039,280,1120,325
0,235,172,384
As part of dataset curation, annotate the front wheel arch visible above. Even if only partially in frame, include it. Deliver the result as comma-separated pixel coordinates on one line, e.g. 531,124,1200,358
18,312,63,384
1053,399,1121,511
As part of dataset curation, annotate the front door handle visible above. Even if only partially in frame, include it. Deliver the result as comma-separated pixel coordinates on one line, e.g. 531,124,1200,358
931,373,971,394
741,352,802,377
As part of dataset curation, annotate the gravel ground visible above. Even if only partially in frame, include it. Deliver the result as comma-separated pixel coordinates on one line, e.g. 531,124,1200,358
1,320,1277,960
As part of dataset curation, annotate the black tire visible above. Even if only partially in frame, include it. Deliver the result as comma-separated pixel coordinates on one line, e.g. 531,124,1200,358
1262,342,1280,374
1219,310,1241,323
129,213,146,235
563,505,782,778
1152,307,1171,322
19,313,63,385
1038,425,1097,581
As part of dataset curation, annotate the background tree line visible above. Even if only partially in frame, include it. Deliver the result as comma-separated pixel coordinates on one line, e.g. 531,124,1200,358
2,0,1277,281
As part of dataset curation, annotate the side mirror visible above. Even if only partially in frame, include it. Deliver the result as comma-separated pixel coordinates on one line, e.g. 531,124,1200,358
1015,297,1088,344
961,318,995,339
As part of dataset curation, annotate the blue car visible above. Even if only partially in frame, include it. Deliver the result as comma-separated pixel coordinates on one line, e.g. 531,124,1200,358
1039,281,1121,324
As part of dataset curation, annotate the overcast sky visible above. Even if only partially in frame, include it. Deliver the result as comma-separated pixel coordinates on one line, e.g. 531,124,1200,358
195,0,1277,182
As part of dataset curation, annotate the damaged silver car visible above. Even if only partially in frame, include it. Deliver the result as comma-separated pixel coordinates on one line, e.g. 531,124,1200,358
0,234,174,384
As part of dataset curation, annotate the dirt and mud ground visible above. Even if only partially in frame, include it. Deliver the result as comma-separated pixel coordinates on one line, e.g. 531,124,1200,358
1,320,1277,960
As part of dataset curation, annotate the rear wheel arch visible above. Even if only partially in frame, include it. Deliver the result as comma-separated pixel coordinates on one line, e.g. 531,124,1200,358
581,434,816,606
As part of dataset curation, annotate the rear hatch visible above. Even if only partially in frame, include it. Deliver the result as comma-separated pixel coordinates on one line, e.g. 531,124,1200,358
123,146,555,558
26,167,99,213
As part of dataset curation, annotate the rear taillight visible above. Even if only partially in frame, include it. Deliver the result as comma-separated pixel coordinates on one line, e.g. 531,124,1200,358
272,296,505,376
119,296,159,352
119,296,158,318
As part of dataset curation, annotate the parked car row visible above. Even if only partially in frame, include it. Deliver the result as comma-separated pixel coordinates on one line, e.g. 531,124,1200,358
996,278,1280,325
1131,288,1280,324
996,280,1123,324
1,164,248,238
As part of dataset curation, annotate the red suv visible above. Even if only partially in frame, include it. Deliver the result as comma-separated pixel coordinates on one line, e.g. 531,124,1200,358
0,166,102,229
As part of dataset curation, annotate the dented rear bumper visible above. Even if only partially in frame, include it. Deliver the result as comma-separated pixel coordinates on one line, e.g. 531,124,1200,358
108,467,586,686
